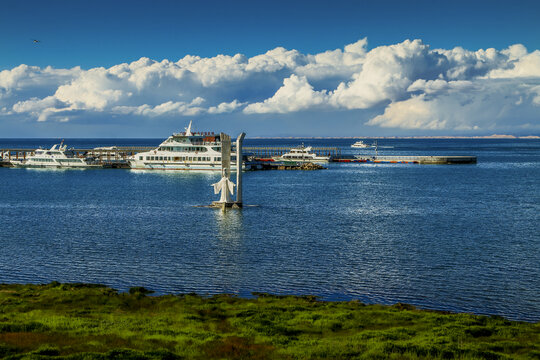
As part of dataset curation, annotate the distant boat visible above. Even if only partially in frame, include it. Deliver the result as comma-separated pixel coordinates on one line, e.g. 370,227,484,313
351,140,373,148
273,145,330,163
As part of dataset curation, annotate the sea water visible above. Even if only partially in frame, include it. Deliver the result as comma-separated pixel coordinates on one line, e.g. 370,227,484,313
0,138,539,321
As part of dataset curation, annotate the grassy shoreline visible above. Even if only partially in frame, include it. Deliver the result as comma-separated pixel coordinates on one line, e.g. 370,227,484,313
0,282,538,359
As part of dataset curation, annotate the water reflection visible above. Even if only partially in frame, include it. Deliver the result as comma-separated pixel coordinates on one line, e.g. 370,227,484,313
214,208,244,243
211,209,245,293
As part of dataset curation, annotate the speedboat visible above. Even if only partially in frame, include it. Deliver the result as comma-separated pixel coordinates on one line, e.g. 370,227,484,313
273,145,330,163
128,121,244,171
16,141,99,168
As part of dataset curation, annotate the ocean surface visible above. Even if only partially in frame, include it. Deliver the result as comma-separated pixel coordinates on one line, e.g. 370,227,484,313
0,138,539,322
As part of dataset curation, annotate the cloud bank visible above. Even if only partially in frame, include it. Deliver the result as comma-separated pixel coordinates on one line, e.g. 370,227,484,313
1,38,539,133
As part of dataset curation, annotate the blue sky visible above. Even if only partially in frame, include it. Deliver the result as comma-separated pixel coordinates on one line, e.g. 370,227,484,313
1,0,539,137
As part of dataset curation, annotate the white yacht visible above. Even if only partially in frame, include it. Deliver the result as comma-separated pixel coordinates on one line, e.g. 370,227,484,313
128,121,241,171
273,145,330,163
17,141,99,168
351,140,372,148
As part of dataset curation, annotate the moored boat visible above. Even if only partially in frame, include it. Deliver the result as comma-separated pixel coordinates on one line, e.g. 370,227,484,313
273,145,330,163
128,121,245,171
16,141,100,169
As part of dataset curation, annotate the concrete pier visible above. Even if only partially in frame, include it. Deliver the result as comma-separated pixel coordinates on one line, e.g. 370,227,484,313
340,155,477,164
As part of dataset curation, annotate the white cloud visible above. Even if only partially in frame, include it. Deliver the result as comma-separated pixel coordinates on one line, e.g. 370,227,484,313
208,100,245,114
368,79,539,131
529,85,540,106
367,95,448,130
113,97,206,117
246,47,306,73
0,38,539,134
243,75,328,114
407,79,475,95
330,39,447,109
487,50,540,78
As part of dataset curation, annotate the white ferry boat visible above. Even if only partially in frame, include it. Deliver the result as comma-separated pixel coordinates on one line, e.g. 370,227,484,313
17,142,99,168
273,145,330,163
128,121,242,171
351,140,372,148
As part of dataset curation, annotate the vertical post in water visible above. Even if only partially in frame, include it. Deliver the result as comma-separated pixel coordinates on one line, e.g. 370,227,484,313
236,132,246,206
221,133,231,179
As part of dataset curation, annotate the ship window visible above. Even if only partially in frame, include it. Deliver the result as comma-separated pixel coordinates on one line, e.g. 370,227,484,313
212,147,221,152
216,157,221,161
188,157,192,161
139,156,143,160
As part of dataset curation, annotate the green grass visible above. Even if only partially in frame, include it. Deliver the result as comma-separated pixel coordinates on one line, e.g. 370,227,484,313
0,283,538,359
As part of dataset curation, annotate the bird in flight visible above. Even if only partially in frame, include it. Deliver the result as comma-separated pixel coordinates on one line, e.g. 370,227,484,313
32,39,40,43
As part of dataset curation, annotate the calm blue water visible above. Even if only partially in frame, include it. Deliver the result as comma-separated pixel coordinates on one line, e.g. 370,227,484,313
1,138,539,322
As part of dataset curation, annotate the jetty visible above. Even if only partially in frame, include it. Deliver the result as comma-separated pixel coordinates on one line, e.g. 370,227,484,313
335,155,477,164
1,146,476,168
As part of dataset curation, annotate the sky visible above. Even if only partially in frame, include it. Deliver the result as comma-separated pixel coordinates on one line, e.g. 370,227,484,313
1,0,539,137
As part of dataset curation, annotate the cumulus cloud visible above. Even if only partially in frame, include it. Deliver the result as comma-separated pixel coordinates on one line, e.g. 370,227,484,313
487,50,540,78
330,39,447,109
208,100,245,114
244,75,328,114
1,37,539,133
368,79,538,131
367,95,448,130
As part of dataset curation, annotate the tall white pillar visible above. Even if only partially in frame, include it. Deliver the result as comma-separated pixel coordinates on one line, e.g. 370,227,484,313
236,132,246,205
